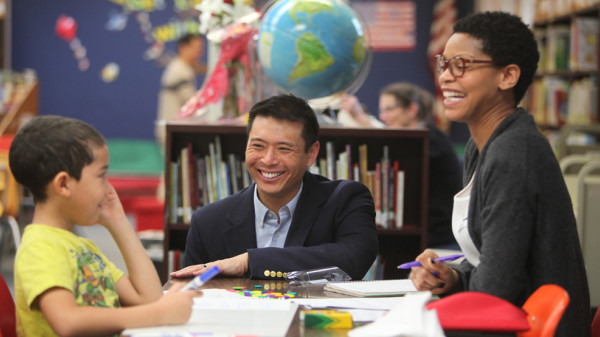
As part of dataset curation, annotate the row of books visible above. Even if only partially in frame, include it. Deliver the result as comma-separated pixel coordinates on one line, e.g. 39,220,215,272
169,137,254,224
169,138,405,229
533,17,598,73
311,142,405,229
534,0,600,22
528,76,598,126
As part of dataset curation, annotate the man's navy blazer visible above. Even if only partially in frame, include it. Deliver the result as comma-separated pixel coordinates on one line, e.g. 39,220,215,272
182,171,379,280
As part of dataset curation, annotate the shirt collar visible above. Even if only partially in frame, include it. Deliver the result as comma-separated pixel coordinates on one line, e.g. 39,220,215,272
253,181,304,221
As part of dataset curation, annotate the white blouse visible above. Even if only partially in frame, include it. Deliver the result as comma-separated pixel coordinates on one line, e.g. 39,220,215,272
452,173,480,267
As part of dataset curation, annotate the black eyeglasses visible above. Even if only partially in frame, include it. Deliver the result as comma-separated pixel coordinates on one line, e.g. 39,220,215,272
435,54,497,78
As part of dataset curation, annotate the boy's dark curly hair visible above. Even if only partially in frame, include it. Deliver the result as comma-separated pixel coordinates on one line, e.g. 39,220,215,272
9,115,106,203
453,11,539,106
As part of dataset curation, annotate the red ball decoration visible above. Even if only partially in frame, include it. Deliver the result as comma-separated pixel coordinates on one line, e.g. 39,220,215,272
55,14,77,42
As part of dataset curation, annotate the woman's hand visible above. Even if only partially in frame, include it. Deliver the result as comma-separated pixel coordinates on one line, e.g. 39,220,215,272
409,249,460,295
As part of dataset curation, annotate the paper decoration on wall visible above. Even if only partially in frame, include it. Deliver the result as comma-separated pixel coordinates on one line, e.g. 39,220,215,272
55,14,77,41
135,12,170,65
105,9,128,31
101,62,120,82
55,14,90,71
107,0,165,12
178,22,255,119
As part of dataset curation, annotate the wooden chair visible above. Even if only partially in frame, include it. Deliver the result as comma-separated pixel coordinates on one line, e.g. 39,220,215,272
592,307,600,337
517,284,570,337
0,273,16,337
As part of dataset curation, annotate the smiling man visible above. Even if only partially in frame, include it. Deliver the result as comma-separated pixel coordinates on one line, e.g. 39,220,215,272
171,94,378,280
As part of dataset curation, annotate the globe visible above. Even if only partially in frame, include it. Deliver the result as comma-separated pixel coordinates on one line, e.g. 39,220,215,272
257,0,370,100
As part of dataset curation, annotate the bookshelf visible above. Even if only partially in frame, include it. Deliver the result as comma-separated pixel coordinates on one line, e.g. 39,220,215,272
162,119,430,282
0,78,38,136
526,3,599,155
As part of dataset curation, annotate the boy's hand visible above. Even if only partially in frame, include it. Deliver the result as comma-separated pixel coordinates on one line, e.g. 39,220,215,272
97,183,128,229
156,283,202,326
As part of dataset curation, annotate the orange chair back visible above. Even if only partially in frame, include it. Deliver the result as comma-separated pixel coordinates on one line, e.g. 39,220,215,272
592,307,600,337
517,284,570,337
0,274,16,337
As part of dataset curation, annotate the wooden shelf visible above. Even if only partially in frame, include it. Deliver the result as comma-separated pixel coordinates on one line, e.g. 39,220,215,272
161,120,430,282
0,80,39,136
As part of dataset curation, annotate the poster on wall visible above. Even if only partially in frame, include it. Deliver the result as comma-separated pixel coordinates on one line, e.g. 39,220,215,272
351,0,416,51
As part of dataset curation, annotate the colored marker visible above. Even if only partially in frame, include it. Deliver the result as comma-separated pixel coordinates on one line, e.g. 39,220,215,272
180,266,220,291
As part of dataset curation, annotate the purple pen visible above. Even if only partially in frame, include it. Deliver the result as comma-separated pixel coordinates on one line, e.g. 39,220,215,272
397,254,464,269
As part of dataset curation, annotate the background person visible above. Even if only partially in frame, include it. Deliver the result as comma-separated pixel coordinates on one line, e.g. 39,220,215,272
10,116,199,336
408,12,590,337
341,83,462,249
155,33,207,148
170,94,379,280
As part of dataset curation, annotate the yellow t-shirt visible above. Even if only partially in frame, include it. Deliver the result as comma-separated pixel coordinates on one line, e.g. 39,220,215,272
15,224,125,336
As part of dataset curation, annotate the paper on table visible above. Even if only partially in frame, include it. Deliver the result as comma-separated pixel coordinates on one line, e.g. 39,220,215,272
348,292,444,337
122,289,298,337
291,297,408,310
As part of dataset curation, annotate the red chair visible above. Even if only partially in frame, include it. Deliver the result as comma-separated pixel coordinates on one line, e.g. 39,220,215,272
592,307,600,337
517,284,570,337
0,273,16,337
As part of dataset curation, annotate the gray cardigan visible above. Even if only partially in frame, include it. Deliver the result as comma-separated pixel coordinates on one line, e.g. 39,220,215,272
454,108,590,337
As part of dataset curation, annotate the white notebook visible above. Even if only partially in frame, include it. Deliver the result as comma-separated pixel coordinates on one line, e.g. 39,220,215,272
324,279,418,297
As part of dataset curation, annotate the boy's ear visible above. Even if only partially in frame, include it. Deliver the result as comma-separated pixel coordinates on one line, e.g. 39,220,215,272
52,171,72,198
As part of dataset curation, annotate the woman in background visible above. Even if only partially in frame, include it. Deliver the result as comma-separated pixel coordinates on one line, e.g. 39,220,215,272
340,83,462,249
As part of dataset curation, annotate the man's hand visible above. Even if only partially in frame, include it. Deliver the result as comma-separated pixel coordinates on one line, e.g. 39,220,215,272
170,253,249,278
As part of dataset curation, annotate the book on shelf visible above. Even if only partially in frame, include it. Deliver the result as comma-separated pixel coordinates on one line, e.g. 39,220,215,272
395,166,405,229
374,162,382,226
567,77,598,124
381,146,390,229
180,146,192,224
570,17,598,71
529,76,569,127
359,144,368,185
326,141,335,180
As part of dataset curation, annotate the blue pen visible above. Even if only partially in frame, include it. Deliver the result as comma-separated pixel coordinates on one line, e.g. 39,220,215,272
397,254,464,269
180,266,221,291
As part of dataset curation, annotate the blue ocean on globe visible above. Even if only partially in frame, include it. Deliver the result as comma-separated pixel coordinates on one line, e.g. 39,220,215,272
257,0,367,99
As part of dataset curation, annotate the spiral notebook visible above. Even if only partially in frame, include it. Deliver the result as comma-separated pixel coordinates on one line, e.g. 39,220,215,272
324,279,418,297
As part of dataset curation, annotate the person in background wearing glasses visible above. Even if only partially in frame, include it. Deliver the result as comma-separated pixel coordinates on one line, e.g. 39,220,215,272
340,83,462,250
408,11,590,336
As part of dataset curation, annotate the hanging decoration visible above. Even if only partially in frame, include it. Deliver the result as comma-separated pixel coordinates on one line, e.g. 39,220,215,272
55,14,90,71
178,0,259,120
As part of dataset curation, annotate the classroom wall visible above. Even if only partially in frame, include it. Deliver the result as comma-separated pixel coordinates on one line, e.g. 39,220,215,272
11,0,472,140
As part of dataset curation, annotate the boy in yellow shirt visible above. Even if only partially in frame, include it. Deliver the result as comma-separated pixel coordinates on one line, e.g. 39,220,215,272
9,115,199,336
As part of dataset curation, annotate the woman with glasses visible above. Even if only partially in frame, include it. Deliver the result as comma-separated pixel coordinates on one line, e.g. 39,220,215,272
409,11,590,336
340,83,462,250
